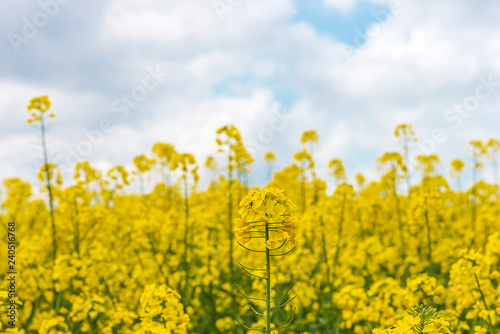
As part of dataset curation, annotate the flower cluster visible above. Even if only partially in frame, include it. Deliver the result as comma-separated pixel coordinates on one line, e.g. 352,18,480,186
235,187,297,247
373,305,452,334
27,95,54,123
136,284,190,333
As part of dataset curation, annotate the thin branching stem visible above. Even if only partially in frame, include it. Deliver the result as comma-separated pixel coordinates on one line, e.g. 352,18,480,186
237,289,266,302
237,242,266,253
474,274,496,334
271,295,296,309
271,284,293,303
240,266,266,280
239,263,267,271
265,221,272,334
270,247,296,257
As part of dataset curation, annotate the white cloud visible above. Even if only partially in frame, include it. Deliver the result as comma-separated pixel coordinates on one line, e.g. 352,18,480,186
104,9,185,43
323,0,358,13
2,0,500,191
186,51,250,84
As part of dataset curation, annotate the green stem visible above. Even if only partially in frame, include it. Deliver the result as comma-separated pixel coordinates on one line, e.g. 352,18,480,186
424,202,432,264
392,170,406,258
183,176,190,309
474,274,496,334
301,161,306,213
471,156,477,236
227,147,235,308
73,198,80,256
265,220,271,334
403,137,411,195
320,217,331,288
41,114,57,259
333,194,346,272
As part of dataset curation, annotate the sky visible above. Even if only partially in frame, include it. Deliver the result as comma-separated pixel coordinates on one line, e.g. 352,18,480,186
1,0,500,193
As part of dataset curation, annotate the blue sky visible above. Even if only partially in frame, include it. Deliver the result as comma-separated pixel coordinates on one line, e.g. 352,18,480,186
1,0,499,193
294,0,388,45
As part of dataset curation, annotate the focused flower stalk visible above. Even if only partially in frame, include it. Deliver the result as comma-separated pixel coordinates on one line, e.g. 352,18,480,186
234,187,297,333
